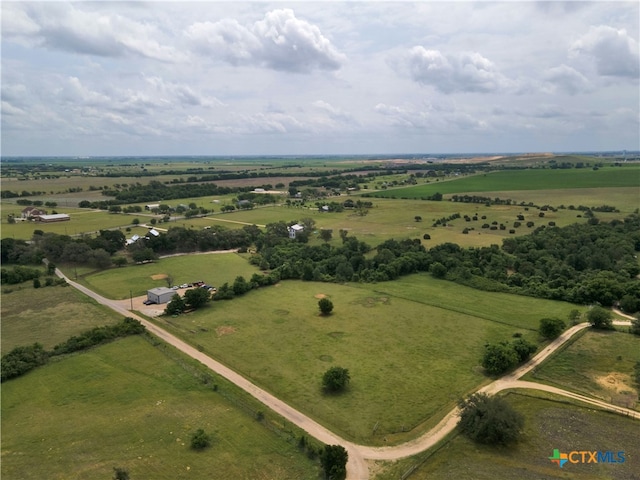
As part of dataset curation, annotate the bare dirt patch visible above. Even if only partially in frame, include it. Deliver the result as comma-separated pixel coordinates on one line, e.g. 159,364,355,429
315,293,327,299
594,372,638,408
151,274,168,280
595,372,635,394
216,326,237,337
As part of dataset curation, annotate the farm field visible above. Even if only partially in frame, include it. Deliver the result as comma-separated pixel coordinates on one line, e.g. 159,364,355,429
151,276,581,445
0,336,320,480
372,166,640,198
376,390,640,480
524,330,640,410
1,282,124,351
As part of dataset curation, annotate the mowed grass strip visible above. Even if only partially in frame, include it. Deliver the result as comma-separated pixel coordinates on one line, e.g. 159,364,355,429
79,252,260,299
379,390,640,480
1,336,320,480
1,283,124,351
372,166,640,198
525,330,640,410
151,278,574,445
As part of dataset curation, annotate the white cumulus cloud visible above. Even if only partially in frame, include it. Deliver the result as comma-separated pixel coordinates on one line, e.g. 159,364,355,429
570,25,639,77
185,9,346,73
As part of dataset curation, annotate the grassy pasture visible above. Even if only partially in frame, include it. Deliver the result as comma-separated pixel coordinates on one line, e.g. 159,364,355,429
78,252,259,299
151,276,579,445
1,282,123,352
525,330,640,410
377,390,640,480
372,166,640,198
0,336,320,480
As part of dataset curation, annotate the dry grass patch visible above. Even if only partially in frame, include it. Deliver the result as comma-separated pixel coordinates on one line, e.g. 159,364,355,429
216,326,237,337
151,273,168,280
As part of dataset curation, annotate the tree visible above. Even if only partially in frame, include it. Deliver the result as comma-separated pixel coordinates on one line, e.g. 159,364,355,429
511,338,537,362
587,306,613,330
113,467,130,480
322,366,350,393
318,297,334,315
184,288,211,309
320,229,333,243
568,309,582,324
458,393,524,445
112,256,127,268
232,275,250,295
539,317,566,339
165,294,185,315
482,343,519,375
33,278,41,289
131,248,157,263
619,295,640,315
414,215,422,222
430,262,447,279
190,428,211,450
630,317,640,336
132,218,140,225
320,444,348,480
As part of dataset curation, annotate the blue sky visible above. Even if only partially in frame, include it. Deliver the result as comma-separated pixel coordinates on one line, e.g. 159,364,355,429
2,1,639,156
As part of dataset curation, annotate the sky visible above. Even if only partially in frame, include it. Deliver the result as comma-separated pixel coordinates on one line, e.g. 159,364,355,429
2,1,639,156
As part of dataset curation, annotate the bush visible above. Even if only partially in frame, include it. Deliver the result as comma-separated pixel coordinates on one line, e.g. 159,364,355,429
190,428,211,450
458,393,524,445
322,366,350,393
318,298,334,315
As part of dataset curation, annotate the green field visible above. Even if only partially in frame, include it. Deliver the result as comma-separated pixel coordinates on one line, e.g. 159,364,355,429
1,282,124,351
77,252,260,299
1,336,320,480
376,390,639,480
373,166,640,198
150,275,581,445
525,330,640,410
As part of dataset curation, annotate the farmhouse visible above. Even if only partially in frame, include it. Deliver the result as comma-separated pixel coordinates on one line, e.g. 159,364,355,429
288,223,304,239
21,207,47,219
147,287,176,304
37,213,70,223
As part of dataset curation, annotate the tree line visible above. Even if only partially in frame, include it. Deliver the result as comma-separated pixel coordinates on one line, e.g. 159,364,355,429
1,318,145,382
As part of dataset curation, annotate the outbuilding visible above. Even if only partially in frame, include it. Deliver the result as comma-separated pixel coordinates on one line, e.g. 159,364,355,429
147,287,176,304
37,213,70,223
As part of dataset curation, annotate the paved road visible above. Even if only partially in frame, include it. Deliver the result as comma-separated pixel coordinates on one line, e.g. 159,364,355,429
57,268,637,479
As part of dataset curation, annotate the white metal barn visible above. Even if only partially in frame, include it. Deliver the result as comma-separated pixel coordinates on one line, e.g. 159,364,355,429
147,287,176,304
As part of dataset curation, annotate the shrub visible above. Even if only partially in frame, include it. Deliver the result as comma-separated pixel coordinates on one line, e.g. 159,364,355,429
318,298,334,315
322,366,350,393
190,429,211,450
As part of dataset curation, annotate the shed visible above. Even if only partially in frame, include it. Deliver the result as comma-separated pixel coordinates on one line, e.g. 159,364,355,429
147,287,176,304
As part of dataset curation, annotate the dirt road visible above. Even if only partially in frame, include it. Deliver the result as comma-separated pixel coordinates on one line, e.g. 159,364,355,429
57,268,637,479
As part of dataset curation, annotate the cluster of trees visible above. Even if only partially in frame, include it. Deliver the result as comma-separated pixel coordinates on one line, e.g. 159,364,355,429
1,318,145,381
481,338,537,375
164,288,212,315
